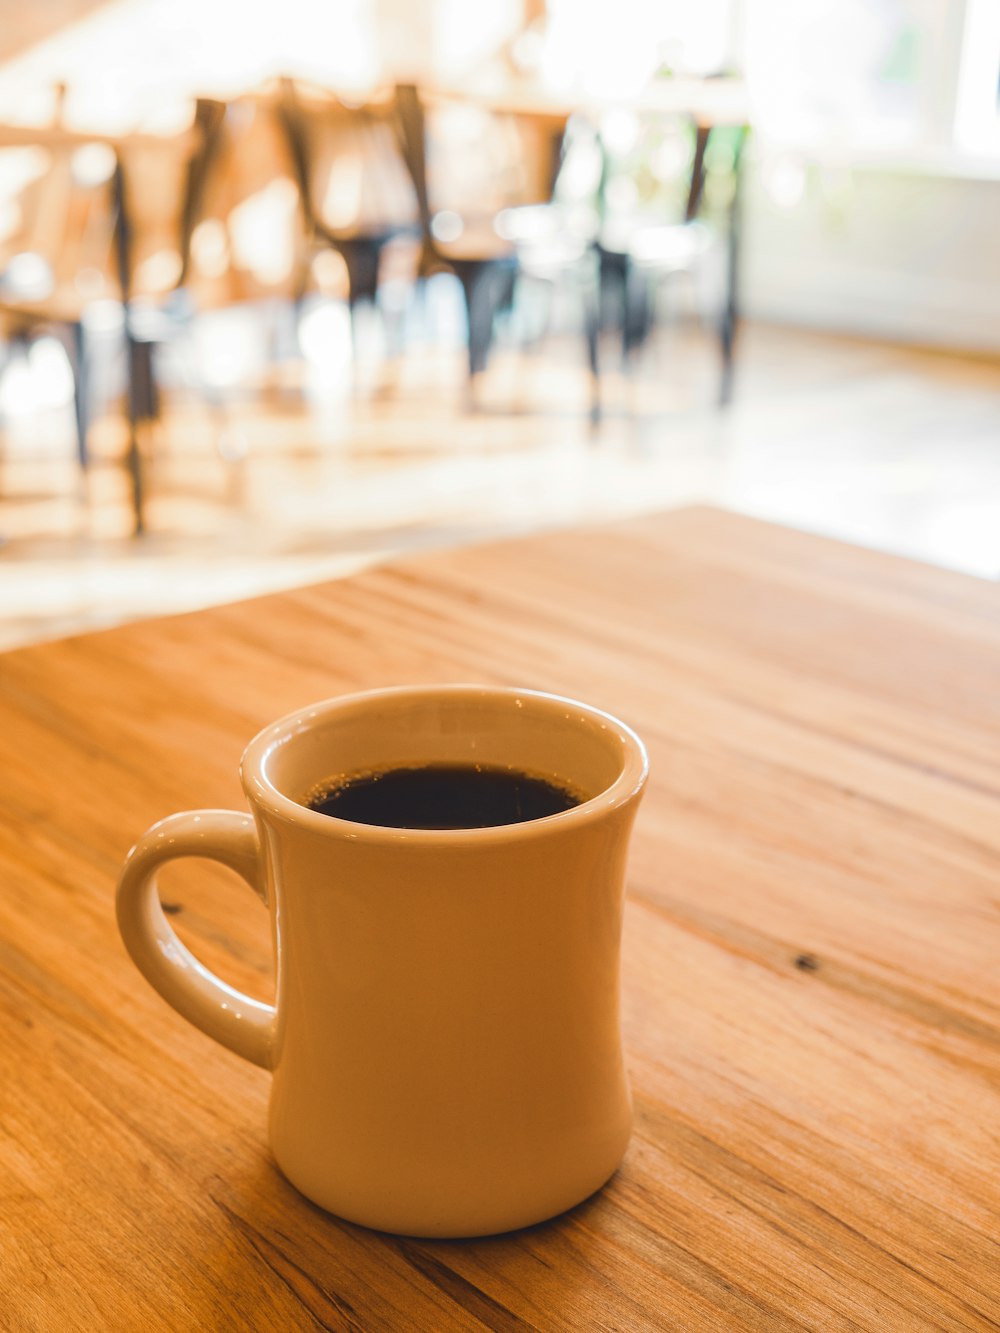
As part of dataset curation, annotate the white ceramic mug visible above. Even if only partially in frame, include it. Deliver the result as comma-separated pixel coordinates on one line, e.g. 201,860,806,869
116,684,648,1237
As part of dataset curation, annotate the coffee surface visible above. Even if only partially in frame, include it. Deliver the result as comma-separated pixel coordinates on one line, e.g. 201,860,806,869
306,763,581,829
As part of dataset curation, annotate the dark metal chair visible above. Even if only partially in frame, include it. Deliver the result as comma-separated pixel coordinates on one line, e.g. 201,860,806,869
493,111,603,422
596,114,749,407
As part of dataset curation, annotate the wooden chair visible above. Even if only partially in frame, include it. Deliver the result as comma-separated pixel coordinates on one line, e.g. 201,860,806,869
113,88,325,533
276,78,418,356
393,84,605,413
0,106,220,531
391,84,521,395
179,92,309,313
0,127,119,475
112,99,227,527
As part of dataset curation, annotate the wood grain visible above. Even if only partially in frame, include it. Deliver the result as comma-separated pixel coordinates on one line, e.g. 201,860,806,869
1,506,999,1331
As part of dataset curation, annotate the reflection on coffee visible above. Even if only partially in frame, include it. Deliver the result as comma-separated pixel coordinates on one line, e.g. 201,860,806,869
305,763,582,830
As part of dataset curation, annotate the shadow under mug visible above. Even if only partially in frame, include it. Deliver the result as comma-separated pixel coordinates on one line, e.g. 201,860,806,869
116,684,648,1237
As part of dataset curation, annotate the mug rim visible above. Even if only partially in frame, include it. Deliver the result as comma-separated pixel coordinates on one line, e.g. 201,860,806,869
240,684,648,845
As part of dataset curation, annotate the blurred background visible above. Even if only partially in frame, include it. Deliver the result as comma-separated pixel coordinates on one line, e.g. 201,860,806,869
0,0,998,650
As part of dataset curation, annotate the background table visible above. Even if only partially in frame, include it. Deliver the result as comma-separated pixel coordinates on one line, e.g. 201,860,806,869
2,507,998,1330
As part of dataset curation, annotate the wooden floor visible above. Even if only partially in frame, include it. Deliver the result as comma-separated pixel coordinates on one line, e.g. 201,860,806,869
1,309,999,653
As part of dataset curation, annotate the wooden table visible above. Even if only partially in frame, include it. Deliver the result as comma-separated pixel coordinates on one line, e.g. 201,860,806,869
440,74,750,129
2,507,998,1331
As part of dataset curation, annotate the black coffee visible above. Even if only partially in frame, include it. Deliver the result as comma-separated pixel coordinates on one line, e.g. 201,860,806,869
306,763,582,829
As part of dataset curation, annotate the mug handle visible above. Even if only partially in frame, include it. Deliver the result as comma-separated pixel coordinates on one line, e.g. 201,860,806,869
116,810,276,1069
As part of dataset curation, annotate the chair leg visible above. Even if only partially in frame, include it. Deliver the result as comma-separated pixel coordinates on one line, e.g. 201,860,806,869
333,237,404,390
339,239,382,308
340,240,381,362
623,260,652,363
46,322,89,473
128,339,159,423
124,422,144,535
0,340,12,491
457,266,493,383
719,216,739,406
582,267,601,426
67,321,89,472
720,163,742,407
123,332,145,536
597,247,628,367
719,305,736,407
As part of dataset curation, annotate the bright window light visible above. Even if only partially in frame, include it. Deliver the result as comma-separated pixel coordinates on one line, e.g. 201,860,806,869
541,0,735,98
954,0,1000,155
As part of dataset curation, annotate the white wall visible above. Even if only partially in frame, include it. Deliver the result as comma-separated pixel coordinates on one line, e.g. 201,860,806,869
741,157,1000,354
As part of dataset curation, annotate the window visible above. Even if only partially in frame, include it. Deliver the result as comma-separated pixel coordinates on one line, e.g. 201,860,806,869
745,0,1000,164
954,0,1000,154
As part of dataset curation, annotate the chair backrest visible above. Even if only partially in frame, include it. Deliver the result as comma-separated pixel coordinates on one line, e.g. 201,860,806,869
391,84,432,237
0,101,227,316
113,101,222,304
499,107,569,205
278,80,417,240
0,131,118,306
691,122,748,224
182,90,309,308
391,82,572,273
598,111,747,230
414,90,567,221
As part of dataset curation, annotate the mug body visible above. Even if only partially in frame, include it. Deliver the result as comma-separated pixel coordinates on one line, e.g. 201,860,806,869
241,685,647,1237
